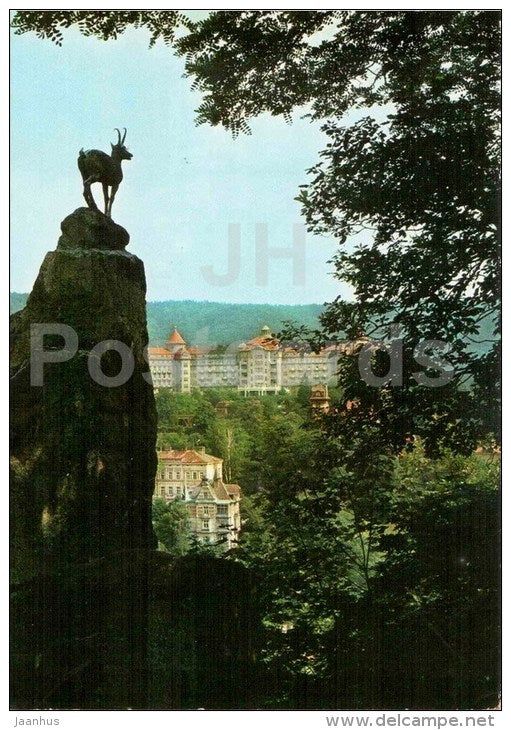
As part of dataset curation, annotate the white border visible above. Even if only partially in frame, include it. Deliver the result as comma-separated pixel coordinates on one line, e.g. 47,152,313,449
4,4,505,728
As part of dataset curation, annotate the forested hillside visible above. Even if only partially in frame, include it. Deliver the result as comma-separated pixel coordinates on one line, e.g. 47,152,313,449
10,293,323,346
10,292,495,354
9,292,28,315
146,299,323,345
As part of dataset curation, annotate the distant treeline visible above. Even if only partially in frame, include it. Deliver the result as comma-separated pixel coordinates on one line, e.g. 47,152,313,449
10,293,323,346
10,293,495,354
147,299,324,346
10,292,28,315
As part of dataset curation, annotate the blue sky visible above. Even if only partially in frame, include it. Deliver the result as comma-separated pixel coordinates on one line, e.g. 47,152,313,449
10,23,351,305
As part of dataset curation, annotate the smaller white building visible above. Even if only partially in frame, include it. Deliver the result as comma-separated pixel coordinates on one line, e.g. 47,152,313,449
155,448,241,551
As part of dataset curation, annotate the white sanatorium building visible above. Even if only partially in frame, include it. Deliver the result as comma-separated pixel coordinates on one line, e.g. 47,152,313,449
148,325,347,394
155,447,241,551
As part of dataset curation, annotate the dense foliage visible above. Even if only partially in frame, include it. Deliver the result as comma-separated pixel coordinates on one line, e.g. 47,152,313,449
178,10,501,452
11,10,184,47
155,387,316,494
155,388,500,708
251,442,499,708
152,496,191,556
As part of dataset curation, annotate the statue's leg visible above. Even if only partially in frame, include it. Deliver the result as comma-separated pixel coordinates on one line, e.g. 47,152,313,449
83,177,98,211
82,182,90,208
102,184,109,216
107,184,119,218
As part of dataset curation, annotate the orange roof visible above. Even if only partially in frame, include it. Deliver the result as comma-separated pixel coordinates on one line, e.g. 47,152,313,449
245,335,280,351
225,484,241,496
159,449,222,464
280,343,348,356
148,346,172,357
167,328,186,345
187,346,210,356
173,348,190,360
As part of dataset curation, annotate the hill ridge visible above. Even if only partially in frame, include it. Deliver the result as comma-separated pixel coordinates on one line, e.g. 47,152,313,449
10,292,324,346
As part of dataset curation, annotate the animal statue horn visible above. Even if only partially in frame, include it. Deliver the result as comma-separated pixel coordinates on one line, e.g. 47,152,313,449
114,127,127,145
77,128,132,218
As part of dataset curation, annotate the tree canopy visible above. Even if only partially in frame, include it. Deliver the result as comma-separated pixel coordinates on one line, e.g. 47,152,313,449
177,10,501,451
11,10,185,47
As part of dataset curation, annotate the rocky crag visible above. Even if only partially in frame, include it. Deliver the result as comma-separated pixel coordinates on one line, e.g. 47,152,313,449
10,208,158,708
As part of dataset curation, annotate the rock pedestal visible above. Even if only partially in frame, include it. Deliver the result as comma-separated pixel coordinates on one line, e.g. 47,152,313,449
10,208,157,708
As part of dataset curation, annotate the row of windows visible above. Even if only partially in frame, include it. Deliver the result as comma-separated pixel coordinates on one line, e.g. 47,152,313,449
157,485,185,498
156,485,231,514
159,468,205,480
284,365,328,371
150,353,336,365
200,514,230,530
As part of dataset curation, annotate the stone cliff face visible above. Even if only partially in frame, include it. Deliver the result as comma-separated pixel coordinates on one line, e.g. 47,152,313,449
10,208,157,708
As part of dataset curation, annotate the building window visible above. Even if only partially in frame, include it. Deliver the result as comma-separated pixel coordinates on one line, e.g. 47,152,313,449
202,520,210,531
203,505,210,515
217,505,228,516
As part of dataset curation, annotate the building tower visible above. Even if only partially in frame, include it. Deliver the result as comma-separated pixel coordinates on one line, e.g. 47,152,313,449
309,384,331,414
167,328,186,353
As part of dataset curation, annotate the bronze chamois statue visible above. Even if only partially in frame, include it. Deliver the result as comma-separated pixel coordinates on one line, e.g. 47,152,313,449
78,128,132,217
